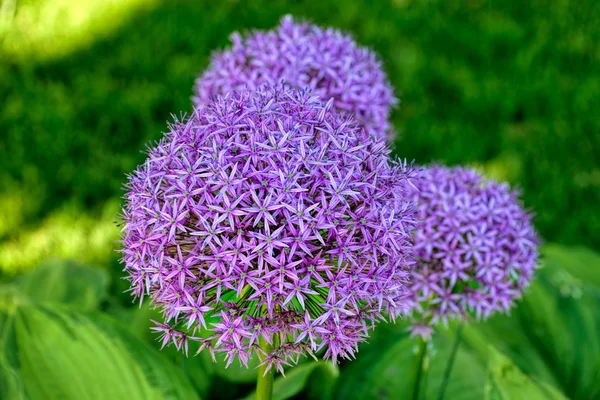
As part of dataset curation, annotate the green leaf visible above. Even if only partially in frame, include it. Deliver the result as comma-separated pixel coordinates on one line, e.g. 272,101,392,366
335,323,487,400
486,348,568,400
92,313,203,400
306,361,339,400
110,302,163,342
16,259,109,311
542,244,600,288
241,362,339,400
170,352,212,399
0,358,26,400
0,260,111,400
113,302,267,394
464,244,600,399
111,302,216,398
461,319,557,388
518,261,600,399
14,304,200,400
0,286,25,400
201,351,261,384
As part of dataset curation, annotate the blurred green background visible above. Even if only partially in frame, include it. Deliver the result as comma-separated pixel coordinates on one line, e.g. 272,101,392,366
1,0,599,399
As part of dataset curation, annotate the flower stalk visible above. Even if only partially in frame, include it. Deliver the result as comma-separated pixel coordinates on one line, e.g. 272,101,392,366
256,336,274,400
436,324,464,400
412,337,428,400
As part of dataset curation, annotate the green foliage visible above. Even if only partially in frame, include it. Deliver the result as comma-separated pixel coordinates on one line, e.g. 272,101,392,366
486,349,568,400
0,287,25,400
461,244,600,400
0,261,340,400
0,0,160,62
201,352,261,384
332,244,600,400
0,239,598,400
0,262,199,400
14,306,196,400
306,361,339,400
0,201,120,275
543,244,600,288
515,247,600,400
242,362,340,400
15,259,109,311
334,326,487,400
4,252,598,400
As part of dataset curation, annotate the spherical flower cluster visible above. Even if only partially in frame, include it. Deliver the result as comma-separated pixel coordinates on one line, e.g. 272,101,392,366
193,15,397,141
121,85,416,372
405,166,539,339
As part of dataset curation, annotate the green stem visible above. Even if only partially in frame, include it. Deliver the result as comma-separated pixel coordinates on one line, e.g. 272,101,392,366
422,351,430,400
256,336,274,400
436,324,464,400
412,337,428,400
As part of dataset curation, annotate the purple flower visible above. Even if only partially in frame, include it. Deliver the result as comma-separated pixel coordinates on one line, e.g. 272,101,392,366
193,15,397,141
121,85,416,370
404,166,539,337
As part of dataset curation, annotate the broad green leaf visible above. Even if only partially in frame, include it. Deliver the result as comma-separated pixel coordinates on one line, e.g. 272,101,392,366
335,323,487,400
517,266,600,399
517,246,600,400
422,331,487,400
0,286,20,358
0,286,25,400
543,244,600,288
242,362,339,400
1,260,111,400
113,302,267,393
306,362,339,400
92,313,203,400
485,348,568,400
16,259,109,311
465,244,600,400
110,302,163,342
14,305,199,400
200,350,261,384
461,319,557,388
112,302,213,398
0,359,26,400
169,352,212,399
126,310,260,385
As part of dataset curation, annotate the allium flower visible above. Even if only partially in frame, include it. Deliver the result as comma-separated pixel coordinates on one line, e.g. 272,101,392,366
193,15,397,141
121,85,416,372
405,166,539,336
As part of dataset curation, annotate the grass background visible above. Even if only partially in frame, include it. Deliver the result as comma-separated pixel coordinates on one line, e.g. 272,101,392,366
0,0,599,276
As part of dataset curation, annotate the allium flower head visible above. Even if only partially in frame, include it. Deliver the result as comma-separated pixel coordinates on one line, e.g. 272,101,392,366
405,166,539,336
121,85,416,372
194,15,397,141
